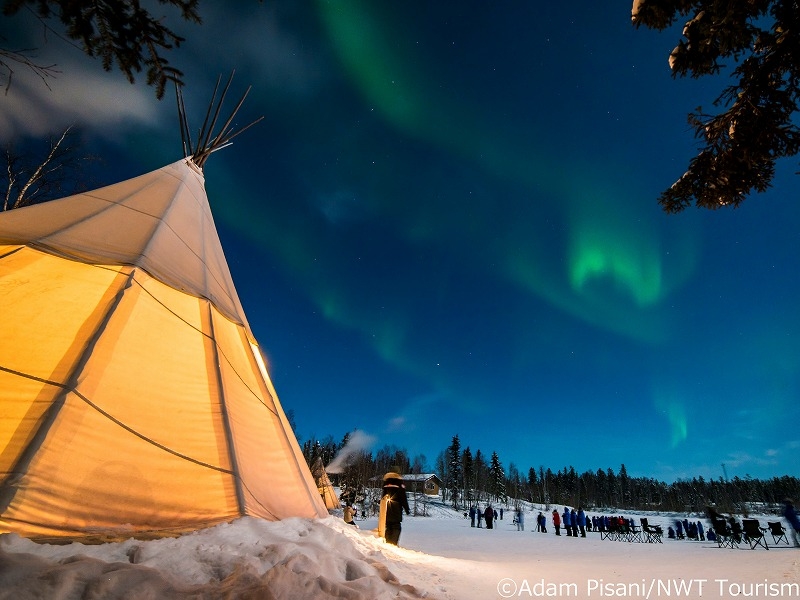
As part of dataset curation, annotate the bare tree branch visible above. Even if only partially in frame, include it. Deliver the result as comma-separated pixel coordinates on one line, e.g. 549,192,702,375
13,125,71,208
3,148,17,211
1,126,98,211
0,47,59,94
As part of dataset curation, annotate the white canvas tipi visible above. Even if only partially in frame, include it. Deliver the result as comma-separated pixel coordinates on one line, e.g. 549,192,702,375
0,157,327,541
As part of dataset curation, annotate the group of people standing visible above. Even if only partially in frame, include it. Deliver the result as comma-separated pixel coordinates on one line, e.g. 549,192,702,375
470,505,592,536
364,473,800,551
377,488,800,552
668,518,705,540
469,504,502,529
551,506,588,537
463,498,800,549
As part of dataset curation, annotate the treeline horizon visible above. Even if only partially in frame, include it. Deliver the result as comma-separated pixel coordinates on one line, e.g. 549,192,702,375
298,431,800,514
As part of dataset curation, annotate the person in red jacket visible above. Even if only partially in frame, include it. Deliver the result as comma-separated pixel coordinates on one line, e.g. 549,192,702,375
552,509,561,535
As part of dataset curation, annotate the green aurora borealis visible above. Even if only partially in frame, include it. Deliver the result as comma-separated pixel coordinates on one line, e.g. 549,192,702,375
10,0,799,480
202,1,796,479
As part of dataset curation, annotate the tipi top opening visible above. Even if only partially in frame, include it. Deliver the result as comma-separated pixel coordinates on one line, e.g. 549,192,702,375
176,72,263,170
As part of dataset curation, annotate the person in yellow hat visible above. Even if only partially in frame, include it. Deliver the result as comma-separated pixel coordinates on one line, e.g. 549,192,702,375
380,471,410,545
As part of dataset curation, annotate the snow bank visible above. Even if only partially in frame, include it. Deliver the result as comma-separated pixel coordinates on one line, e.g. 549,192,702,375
0,517,426,600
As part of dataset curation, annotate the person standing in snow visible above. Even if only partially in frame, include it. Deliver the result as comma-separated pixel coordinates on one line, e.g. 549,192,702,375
343,504,357,526
484,505,494,529
570,508,578,537
577,507,586,537
782,498,800,547
563,507,572,536
516,507,524,531
687,521,698,540
469,505,476,527
552,509,561,535
381,471,410,546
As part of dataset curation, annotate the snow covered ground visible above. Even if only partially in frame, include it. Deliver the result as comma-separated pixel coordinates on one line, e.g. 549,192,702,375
1,499,798,599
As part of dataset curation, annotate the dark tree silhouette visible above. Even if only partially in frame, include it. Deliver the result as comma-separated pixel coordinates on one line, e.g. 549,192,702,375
297,431,800,514
446,434,462,508
2,0,202,98
632,0,800,212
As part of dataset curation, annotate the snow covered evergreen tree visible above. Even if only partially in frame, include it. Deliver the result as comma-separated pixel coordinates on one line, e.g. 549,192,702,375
488,451,506,503
527,467,538,503
435,451,448,504
474,450,487,502
447,435,462,509
462,447,474,505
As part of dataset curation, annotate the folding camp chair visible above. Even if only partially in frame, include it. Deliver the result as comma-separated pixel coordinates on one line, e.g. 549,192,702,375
712,518,739,549
599,527,617,541
627,521,643,543
640,518,663,543
731,520,744,544
618,520,631,541
600,518,622,541
742,519,769,550
767,522,789,545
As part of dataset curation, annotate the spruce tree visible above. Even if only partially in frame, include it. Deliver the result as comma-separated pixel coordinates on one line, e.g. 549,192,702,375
474,450,487,503
462,447,474,505
488,451,506,503
527,467,538,503
447,435,462,509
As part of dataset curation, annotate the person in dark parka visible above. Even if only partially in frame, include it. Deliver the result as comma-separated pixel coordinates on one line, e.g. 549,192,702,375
577,507,586,537
484,505,495,529
382,471,410,545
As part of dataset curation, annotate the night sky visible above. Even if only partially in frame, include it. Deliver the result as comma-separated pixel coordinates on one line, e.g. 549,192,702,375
4,1,799,482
